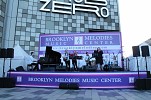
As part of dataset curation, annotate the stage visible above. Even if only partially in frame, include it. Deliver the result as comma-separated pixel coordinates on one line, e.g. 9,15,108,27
7,71,147,89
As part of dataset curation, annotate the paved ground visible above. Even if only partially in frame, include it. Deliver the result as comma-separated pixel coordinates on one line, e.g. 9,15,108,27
0,87,151,100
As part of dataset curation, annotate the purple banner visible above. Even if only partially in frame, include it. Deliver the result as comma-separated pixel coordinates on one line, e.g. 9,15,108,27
40,33,121,46
8,71,147,88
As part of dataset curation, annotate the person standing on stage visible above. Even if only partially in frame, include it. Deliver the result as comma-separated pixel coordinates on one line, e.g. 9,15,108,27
85,52,91,66
95,47,103,71
63,49,70,71
72,50,78,71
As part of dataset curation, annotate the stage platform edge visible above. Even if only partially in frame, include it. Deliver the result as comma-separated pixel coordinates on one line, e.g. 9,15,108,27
7,71,147,89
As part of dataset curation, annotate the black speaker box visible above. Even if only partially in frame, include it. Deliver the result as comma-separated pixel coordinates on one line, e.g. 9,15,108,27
7,48,14,58
103,64,109,71
111,66,124,71
59,83,69,89
85,66,97,71
132,46,140,57
16,66,25,71
55,65,66,71
0,48,7,58
141,46,150,57
135,78,146,90
0,78,16,88
145,78,151,90
69,83,79,89
146,71,150,78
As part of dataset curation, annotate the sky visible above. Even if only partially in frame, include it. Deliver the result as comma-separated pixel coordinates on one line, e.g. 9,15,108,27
118,0,151,57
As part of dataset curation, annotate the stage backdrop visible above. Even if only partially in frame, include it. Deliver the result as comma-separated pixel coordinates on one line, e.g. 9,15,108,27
39,32,122,67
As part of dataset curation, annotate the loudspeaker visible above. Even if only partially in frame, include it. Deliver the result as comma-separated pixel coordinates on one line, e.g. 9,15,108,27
111,66,124,71
69,83,79,89
135,78,146,90
103,64,109,71
85,66,97,71
55,65,66,71
16,66,25,71
146,71,150,78
141,46,150,57
132,46,140,57
0,48,7,58
145,78,151,90
7,48,14,58
59,83,69,89
0,78,16,88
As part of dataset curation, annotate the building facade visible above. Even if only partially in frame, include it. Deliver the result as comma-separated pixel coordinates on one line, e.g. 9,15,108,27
0,0,7,47
1,0,120,57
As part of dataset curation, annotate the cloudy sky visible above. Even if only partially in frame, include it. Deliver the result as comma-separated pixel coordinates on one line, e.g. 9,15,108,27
118,0,151,57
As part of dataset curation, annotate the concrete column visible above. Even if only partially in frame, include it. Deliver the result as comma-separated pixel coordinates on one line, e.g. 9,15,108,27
3,0,19,48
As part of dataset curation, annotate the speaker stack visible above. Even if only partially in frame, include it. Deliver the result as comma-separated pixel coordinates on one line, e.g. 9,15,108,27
141,45,150,71
0,77,16,88
133,45,151,90
132,46,140,78
135,78,146,90
135,78,151,90
0,48,15,88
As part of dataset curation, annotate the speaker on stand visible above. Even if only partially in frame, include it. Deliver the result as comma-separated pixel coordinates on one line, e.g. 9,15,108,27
7,48,14,77
7,48,14,69
141,46,150,72
132,46,147,90
0,48,16,88
141,45,151,90
0,48,7,77
132,46,140,78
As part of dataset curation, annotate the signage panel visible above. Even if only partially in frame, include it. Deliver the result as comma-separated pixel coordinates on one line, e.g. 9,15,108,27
8,72,147,88
39,0,109,18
